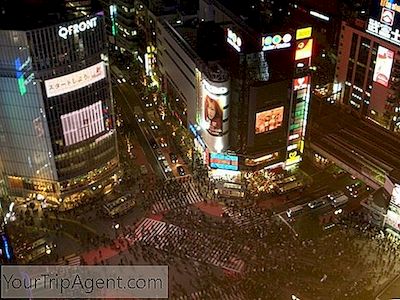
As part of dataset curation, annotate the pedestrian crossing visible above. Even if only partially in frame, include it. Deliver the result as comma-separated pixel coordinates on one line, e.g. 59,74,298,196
223,207,271,229
150,179,204,214
55,254,81,266
132,218,246,273
173,286,246,300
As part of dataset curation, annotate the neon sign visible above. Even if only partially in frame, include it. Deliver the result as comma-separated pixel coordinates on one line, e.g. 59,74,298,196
58,17,97,39
227,28,242,52
262,33,292,51
15,58,27,96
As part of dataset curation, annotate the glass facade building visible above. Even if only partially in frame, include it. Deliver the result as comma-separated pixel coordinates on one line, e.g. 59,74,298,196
0,13,119,207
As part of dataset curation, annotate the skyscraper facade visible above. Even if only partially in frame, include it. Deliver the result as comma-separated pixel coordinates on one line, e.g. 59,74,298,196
0,12,119,207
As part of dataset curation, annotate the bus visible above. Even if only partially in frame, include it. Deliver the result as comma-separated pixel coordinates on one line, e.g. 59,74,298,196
103,196,136,218
277,180,304,194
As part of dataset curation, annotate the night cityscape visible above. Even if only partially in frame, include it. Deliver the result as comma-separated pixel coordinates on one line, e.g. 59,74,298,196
2,0,400,299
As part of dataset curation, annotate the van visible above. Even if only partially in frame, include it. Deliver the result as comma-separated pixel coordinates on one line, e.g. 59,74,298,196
103,196,136,218
331,195,349,207
286,205,303,218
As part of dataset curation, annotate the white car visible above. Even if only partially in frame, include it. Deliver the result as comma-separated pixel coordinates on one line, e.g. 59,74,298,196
135,114,145,123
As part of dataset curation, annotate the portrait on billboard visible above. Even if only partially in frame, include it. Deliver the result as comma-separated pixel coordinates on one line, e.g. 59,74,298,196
204,95,223,136
373,46,394,87
255,106,284,134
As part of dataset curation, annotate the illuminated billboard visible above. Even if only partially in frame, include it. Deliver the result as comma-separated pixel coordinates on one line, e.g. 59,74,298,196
392,184,400,207
209,153,239,171
255,106,284,134
61,101,105,146
201,80,228,136
45,62,106,98
296,27,312,40
295,39,313,61
367,1,400,46
262,33,292,51
293,76,310,91
373,46,394,87
386,209,400,230
227,28,242,52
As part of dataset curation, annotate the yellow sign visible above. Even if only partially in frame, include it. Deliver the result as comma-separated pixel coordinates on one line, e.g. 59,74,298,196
296,27,312,40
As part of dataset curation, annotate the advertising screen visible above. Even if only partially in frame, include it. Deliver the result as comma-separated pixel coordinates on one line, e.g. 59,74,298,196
255,106,284,134
293,76,310,91
209,153,239,171
373,46,394,87
386,209,400,230
392,184,400,207
45,62,106,98
61,101,105,146
295,39,313,61
202,80,228,136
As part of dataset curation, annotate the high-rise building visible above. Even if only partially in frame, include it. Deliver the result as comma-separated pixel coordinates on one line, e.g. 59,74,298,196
334,0,400,131
155,0,314,177
0,0,119,208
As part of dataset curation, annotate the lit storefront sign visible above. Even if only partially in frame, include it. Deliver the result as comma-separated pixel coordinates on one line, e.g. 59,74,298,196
295,39,313,61
209,153,239,171
60,101,105,146
227,28,242,52
286,29,312,167
296,27,312,40
45,62,106,97
373,46,394,87
145,46,157,76
262,33,292,51
245,152,279,167
386,209,400,231
58,17,97,39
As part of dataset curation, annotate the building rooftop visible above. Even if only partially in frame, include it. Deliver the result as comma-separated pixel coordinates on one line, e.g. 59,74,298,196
0,0,101,30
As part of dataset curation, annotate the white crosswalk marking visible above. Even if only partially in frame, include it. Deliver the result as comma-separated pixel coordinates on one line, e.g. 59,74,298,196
172,286,246,300
133,218,246,273
150,177,204,213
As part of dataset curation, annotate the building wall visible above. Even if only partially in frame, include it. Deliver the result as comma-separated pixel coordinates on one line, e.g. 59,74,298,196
156,19,197,124
0,14,119,200
335,21,400,129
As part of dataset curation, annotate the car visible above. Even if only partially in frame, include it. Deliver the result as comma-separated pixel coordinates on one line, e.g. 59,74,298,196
135,114,145,123
177,166,186,176
155,149,165,161
332,195,349,207
149,120,158,130
346,182,362,192
161,160,172,172
327,191,345,201
308,198,326,209
149,139,158,149
160,137,167,147
169,152,178,164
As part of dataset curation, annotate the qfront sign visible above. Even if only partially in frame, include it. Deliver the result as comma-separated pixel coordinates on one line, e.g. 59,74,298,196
58,17,97,39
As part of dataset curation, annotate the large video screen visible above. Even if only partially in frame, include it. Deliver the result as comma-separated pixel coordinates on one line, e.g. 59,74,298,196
373,46,394,87
255,106,284,134
202,80,228,137
209,153,239,171
61,101,105,146
45,62,106,98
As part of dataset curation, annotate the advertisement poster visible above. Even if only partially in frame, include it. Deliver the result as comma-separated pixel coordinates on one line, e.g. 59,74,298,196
45,62,106,98
255,106,284,134
373,46,394,87
295,39,313,61
61,101,105,146
204,95,223,136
